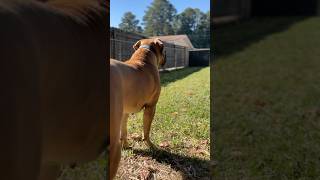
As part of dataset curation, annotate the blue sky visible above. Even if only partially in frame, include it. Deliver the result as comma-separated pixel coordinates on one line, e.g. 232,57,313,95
111,0,210,28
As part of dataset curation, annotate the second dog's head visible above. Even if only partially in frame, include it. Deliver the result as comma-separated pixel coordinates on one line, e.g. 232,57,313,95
133,38,166,68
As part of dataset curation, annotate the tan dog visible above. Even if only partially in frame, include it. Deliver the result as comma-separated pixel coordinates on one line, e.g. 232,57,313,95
0,1,107,180
109,38,166,179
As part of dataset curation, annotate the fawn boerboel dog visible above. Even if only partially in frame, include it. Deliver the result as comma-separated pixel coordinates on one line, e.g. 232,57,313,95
0,0,107,179
110,38,166,179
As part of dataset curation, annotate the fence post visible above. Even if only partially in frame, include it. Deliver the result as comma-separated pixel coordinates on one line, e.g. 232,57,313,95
184,47,186,67
174,44,177,69
119,39,122,60
111,29,115,59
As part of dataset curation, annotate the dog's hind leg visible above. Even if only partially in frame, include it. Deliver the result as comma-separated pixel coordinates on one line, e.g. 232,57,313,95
143,105,156,148
120,113,129,148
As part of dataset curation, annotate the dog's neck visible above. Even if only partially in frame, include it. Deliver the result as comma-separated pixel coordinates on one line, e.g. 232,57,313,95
126,47,158,68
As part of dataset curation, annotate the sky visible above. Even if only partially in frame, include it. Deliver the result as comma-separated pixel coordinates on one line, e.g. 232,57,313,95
110,0,210,28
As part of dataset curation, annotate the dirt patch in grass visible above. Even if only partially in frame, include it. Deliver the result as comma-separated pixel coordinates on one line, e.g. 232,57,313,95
116,154,183,180
116,144,210,180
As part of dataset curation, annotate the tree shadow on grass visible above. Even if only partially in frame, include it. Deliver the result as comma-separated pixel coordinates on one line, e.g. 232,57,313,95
214,17,309,59
160,67,204,86
132,147,210,180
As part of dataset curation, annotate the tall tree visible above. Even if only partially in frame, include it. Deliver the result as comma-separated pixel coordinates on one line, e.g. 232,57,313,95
119,12,143,34
143,0,177,36
173,8,199,34
174,8,210,48
192,10,210,48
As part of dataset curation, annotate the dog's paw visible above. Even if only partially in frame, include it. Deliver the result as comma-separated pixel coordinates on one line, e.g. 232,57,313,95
144,140,157,150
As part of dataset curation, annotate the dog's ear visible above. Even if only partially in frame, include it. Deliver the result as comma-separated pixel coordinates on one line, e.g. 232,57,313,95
153,38,164,52
133,40,141,50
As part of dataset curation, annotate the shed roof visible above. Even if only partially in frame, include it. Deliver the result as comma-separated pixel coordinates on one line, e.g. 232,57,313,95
151,34,194,49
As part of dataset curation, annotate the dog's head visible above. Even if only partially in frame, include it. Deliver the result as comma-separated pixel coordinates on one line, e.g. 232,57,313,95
133,38,166,68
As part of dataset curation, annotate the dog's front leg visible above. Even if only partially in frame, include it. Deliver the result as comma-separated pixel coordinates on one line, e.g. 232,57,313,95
143,105,156,148
120,113,129,148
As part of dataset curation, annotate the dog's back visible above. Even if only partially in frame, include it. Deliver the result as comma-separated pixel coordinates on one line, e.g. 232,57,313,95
113,60,161,112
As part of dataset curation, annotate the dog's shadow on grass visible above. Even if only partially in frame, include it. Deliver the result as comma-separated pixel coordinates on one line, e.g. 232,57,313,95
132,147,210,179
160,67,204,86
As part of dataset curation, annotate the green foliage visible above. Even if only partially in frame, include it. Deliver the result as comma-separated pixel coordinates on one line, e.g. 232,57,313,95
173,8,210,48
119,12,143,34
173,8,203,34
192,10,210,47
142,0,177,36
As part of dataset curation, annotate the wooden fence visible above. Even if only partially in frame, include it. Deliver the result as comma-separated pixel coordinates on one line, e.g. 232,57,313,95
110,28,189,70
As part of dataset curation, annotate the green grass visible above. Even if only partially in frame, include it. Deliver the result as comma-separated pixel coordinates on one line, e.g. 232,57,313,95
148,67,210,146
116,67,210,179
213,17,320,179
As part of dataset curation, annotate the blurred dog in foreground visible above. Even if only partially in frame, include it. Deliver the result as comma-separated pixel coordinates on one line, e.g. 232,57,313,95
0,0,107,179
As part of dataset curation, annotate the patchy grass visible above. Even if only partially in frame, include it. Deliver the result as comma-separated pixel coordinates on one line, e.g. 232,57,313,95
213,17,320,179
58,153,106,180
56,129,107,179
116,67,210,179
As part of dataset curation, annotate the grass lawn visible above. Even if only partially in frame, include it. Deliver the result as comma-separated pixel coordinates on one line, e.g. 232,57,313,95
213,17,320,179
115,67,210,179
